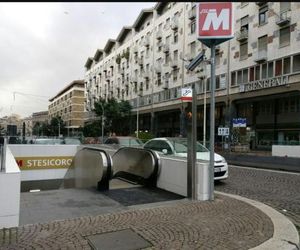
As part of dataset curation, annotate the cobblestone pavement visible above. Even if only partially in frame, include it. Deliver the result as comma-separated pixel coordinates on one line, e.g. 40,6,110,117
215,165,300,231
0,194,273,250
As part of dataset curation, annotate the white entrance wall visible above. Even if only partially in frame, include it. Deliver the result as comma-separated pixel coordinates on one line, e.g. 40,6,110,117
0,147,20,229
9,145,79,181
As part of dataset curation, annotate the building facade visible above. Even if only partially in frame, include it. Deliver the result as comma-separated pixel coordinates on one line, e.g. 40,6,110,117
48,80,85,132
84,2,300,149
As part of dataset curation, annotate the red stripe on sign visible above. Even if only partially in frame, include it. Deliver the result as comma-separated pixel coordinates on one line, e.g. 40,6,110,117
181,97,193,101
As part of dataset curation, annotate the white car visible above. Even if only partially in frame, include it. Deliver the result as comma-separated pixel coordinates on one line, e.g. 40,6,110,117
143,137,228,181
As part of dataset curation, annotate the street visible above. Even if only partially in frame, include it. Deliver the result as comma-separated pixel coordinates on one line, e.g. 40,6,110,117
215,165,300,232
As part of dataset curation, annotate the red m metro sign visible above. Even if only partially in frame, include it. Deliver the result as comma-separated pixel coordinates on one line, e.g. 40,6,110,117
197,2,234,45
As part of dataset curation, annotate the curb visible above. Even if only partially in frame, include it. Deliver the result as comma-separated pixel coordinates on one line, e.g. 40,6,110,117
215,191,299,250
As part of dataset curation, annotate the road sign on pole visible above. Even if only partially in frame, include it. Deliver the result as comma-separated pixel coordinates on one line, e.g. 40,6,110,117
197,2,234,201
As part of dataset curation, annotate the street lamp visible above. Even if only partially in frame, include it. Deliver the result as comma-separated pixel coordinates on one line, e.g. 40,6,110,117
136,95,139,138
99,102,104,144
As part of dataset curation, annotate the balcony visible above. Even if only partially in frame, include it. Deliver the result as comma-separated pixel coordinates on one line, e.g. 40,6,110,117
170,59,178,68
156,29,163,39
131,76,138,83
163,80,169,89
163,44,170,53
143,36,150,47
171,17,179,30
132,46,138,54
188,9,196,20
155,65,162,73
143,71,150,79
137,57,144,66
236,28,248,42
276,10,291,26
254,49,268,63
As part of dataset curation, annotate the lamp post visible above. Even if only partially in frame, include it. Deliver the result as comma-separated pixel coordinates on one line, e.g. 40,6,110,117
99,102,104,143
136,95,139,138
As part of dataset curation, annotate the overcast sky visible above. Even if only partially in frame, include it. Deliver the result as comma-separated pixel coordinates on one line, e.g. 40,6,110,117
0,2,155,118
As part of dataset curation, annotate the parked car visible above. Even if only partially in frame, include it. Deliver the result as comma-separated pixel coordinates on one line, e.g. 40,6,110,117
143,137,228,181
104,136,143,148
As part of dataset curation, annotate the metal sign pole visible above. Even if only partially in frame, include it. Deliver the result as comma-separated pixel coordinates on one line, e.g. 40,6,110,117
192,84,197,200
209,43,215,201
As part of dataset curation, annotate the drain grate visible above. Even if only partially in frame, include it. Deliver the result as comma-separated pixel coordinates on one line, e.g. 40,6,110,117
86,228,152,250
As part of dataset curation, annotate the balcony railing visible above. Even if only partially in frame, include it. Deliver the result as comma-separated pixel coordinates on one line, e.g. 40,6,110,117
132,46,138,54
171,17,179,30
254,49,268,63
155,65,162,73
143,36,150,47
276,10,291,26
163,44,170,53
236,28,248,42
170,59,178,68
156,29,163,39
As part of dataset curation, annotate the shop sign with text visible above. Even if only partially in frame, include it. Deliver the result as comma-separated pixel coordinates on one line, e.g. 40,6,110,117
15,156,74,170
239,76,289,93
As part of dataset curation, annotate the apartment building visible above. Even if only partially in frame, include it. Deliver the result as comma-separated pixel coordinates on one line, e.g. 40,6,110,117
48,80,85,132
84,2,300,150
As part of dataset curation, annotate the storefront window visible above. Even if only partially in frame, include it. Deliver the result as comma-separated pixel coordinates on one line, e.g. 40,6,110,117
243,69,248,83
255,65,260,80
262,63,267,79
249,67,254,81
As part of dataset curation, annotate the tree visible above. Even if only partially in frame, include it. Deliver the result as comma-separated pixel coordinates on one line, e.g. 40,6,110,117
48,116,66,136
93,98,132,135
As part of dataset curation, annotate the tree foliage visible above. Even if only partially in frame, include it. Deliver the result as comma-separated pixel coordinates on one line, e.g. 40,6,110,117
93,98,132,135
32,116,66,137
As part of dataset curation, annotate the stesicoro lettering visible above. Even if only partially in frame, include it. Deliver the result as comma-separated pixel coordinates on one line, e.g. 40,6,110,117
15,156,73,170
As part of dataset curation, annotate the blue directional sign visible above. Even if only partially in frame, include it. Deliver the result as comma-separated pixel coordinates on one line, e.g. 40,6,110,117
232,118,246,128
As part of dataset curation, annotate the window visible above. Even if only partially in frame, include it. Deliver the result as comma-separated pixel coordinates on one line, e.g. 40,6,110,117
216,75,220,89
293,54,300,72
259,6,268,25
237,70,242,84
157,73,161,85
165,53,170,64
280,2,291,13
242,69,248,83
220,74,226,89
166,35,170,45
190,41,196,55
255,65,260,80
279,26,290,47
231,72,236,86
173,50,178,62
173,31,178,43
173,68,179,82
240,42,248,60
206,78,210,91
262,63,267,79
166,17,170,28
258,35,268,52
283,57,291,74
249,67,254,81
268,62,274,77
240,15,249,31
191,20,196,34
275,60,282,76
